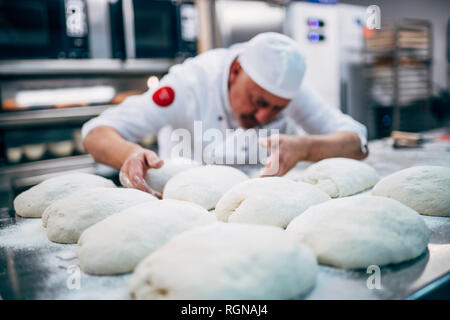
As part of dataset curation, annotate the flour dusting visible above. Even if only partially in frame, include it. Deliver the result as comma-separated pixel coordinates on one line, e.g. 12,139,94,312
0,218,64,250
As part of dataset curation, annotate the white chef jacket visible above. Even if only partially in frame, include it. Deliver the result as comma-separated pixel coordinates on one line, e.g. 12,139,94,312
82,42,368,160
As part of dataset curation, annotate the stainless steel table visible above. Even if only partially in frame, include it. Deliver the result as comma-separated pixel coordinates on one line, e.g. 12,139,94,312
1,129,449,299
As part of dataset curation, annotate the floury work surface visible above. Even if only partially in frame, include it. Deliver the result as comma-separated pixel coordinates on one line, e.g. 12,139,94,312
0,130,449,300
0,214,449,300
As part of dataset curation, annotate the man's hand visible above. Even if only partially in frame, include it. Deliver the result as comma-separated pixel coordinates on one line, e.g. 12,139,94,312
259,134,310,177
84,126,165,197
119,148,164,197
259,131,367,177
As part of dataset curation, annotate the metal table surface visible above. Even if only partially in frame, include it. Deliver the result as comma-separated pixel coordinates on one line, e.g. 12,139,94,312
1,129,449,300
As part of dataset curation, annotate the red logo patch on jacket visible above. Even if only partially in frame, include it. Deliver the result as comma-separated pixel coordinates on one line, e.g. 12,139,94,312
152,86,175,107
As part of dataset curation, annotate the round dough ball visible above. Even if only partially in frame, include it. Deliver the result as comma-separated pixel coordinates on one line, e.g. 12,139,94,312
163,165,249,210
286,196,430,269
139,135,157,148
129,223,318,299
13,172,116,218
48,141,74,157
215,177,330,228
145,158,201,194
72,129,85,153
371,166,450,217
77,199,217,275
23,144,46,161
42,187,156,243
299,158,380,197
7,147,22,163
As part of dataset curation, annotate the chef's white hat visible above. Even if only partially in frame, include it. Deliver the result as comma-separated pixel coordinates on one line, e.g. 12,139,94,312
238,32,306,99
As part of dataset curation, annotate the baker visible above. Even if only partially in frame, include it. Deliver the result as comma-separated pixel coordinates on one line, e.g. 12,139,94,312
82,32,368,195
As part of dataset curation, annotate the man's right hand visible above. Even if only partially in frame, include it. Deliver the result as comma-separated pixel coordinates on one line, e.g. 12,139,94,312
119,148,164,197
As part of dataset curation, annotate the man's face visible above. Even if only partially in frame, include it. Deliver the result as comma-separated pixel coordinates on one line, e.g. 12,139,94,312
228,59,291,129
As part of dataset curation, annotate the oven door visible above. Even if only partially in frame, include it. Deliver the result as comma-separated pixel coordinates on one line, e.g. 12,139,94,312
0,0,89,59
0,0,63,59
122,0,181,59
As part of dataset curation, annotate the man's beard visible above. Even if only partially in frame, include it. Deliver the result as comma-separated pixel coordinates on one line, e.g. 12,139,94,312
239,114,259,128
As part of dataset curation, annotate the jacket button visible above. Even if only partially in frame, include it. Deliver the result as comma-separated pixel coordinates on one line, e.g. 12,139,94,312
218,116,223,121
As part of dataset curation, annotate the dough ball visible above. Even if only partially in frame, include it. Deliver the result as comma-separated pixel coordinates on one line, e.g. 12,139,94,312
77,199,217,275
129,223,318,299
286,196,430,269
215,177,330,228
23,144,46,161
42,187,156,243
13,172,116,218
139,135,157,148
73,129,85,153
371,166,450,217
7,147,22,163
163,165,249,210
145,158,201,194
299,158,380,197
48,141,74,157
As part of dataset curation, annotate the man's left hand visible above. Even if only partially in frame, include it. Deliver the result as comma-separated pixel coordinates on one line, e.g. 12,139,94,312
259,134,310,177
259,131,367,177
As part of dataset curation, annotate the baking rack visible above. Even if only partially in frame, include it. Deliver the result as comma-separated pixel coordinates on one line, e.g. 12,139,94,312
363,18,433,138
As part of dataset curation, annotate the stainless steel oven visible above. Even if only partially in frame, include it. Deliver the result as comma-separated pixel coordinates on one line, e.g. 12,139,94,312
109,0,198,59
0,0,90,59
0,0,192,207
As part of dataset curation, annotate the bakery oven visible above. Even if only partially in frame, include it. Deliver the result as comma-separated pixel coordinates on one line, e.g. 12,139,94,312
0,0,90,59
109,0,198,59
0,0,201,210
0,74,152,207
